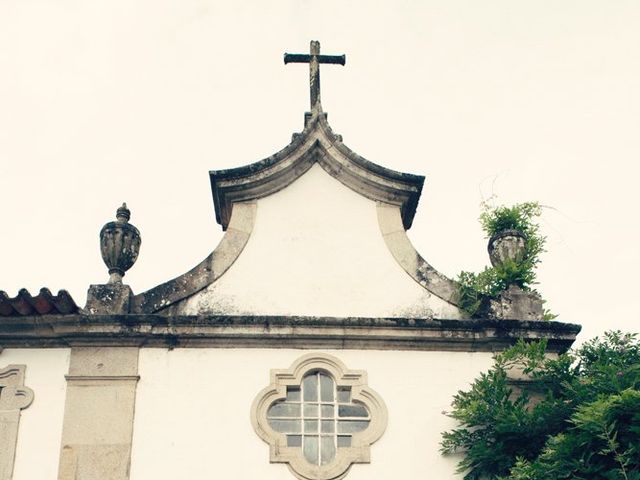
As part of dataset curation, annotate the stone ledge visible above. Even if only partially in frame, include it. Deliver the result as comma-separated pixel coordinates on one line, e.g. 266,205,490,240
0,315,581,353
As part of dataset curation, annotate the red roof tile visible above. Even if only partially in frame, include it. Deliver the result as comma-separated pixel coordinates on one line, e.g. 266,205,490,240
0,288,78,316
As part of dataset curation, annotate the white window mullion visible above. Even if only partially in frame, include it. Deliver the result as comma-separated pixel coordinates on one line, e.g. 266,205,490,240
316,372,321,466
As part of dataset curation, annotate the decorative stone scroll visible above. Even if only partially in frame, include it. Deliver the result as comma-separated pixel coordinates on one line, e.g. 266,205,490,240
251,354,387,480
0,365,34,480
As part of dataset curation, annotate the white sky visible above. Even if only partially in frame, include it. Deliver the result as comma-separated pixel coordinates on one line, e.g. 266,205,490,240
1,1,638,344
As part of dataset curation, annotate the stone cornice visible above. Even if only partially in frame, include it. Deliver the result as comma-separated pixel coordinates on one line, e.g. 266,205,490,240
0,314,581,353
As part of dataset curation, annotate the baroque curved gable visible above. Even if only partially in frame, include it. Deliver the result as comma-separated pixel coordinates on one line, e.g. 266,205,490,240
131,111,461,315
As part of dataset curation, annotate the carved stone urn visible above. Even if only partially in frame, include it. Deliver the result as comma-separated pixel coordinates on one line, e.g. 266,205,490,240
484,229,543,320
100,203,141,284
487,229,527,268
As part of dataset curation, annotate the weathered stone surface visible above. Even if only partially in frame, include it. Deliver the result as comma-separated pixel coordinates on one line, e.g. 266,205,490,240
85,284,133,315
483,285,544,321
0,365,34,412
0,313,580,353
0,365,34,480
99,203,141,284
0,410,21,480
377,203,460,307
59,444,132,480
58,347,139,480
210,111,424,231
284,40,346,111
130,202,256,314
488,229,527,268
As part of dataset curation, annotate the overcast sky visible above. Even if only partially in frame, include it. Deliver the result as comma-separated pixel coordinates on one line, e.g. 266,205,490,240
1,1,638,344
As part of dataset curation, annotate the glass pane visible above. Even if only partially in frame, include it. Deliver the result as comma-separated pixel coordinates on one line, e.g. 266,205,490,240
338,404,369,418
304,436,319,465
320,373,334,402
287,435,302,447
286,387,301,402
321,404,334,417
337,435,351,447
303,375,318,402
304,420,318,433
303,404,318,418
337,388,351,403
268,419,301,433
320,436,336,465
321,420,335,433
267,402,301,417
337,420,370,434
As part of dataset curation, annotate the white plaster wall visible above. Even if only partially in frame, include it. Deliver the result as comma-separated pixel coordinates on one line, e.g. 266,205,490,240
179,165,461,318
1,348,69,480
130,348,494,480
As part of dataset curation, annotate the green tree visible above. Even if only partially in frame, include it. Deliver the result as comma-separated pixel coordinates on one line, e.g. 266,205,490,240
441,331,640,480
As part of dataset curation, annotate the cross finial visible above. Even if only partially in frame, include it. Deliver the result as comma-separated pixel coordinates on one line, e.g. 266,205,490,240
284,41,346,113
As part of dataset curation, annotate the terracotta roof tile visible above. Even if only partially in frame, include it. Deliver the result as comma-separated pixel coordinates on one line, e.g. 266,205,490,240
0,288,78,316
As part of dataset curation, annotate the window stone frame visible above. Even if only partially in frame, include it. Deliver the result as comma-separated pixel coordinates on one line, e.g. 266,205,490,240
0,364,34,480
251,353,387,480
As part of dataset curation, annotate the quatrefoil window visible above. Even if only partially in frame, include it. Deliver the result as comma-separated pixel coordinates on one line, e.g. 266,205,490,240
251,354,387,480
267,372,370,465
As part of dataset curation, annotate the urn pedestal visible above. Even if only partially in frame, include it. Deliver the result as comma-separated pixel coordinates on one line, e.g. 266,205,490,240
483,284,544,321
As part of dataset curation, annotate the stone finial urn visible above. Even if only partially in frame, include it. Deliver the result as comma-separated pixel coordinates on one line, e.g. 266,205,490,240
484,228,543,320
488,229,527,268
100,203,141,284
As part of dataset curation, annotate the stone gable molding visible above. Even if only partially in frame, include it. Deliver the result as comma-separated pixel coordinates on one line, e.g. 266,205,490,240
0,365,34,480
251,353,387,480
130,202,256,314
210,112,424,231
376,203,461,306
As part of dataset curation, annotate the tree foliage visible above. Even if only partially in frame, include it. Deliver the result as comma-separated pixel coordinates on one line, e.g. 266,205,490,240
441,331,640,480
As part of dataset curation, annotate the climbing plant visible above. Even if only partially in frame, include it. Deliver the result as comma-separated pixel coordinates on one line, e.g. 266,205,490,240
456,201,548,317
440,331,640,480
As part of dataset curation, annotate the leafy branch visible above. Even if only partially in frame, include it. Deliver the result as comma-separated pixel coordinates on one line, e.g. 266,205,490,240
441,331,640,480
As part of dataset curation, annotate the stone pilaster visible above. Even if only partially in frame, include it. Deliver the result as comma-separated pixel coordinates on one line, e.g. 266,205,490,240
57,348,139,480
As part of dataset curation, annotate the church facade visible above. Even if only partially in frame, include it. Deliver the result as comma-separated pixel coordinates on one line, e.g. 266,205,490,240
0,42,580,480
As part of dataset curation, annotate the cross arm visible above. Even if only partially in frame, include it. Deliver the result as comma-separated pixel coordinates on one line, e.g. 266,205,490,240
284,54,346,65
283,53,310,64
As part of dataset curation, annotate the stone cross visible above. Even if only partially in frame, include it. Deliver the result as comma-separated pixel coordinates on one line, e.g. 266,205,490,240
284,40,346,112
